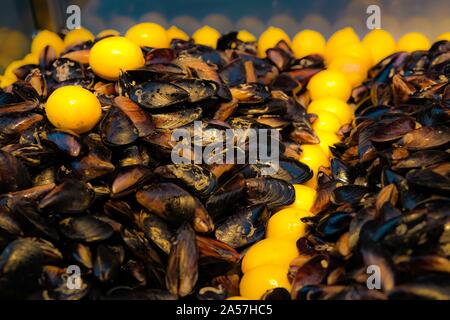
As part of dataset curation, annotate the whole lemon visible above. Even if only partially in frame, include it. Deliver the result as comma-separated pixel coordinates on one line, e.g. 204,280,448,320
298,144,330,186
167,25,190,42
292,29,326,58
435,32,450,42
325,27,360,62
125,22,170,48
267,208,311,241
237,29,256,42
45,86,102,134
257,26,291,57
328,54,368,88
241,238,298,273
3,60,27,80
240,264,291,300
97,29,121,38
31,30,65,57
89,36,145,81
362,29,396,64
64,27,95,47
316,130,341,157
311,109,342,133
283,184,317,212
397,32,430,52
192,25,221,48
307,97,353,125
307,69,352,101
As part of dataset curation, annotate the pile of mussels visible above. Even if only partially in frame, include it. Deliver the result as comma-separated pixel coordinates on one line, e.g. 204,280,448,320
0,33,449,300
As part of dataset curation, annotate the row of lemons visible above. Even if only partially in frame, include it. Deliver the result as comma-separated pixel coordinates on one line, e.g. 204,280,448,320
1,22,449,299
233,68,354,299
2,22,450,88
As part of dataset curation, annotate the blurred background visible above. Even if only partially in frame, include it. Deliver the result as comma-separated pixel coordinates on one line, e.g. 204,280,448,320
1,0,450,72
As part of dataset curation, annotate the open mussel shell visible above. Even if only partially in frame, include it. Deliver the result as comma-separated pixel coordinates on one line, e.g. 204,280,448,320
154,164,217,198
59,215,114,242
130,81,189,109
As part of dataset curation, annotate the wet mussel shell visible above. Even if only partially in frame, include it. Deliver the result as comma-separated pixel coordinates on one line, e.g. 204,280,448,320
59,215,114,242
130,81,189,109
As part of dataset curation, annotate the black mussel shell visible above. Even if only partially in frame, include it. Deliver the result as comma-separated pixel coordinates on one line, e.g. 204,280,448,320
0,150,31,193
136,182,206,227
59,215,114,242
245,177,295,209
44,130,82,157
39,179,94,213
165,224,198,297
332,185,371,206
173,79,217,103
100,107,139,146
399,126,450,150
215,204,269,248
130,81,189,109
154,164,217,198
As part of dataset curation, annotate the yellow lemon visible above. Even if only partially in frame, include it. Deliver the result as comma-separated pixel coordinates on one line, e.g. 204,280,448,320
0,76,16,88
329,42,373,70
167,25,190,42
307,97,353,125
226,296,251,300
397,32,430,52
192,25,221,48
45,86,102,134
362,29,396,64
435,32,450,42
23,53,39,65
328,54,368,88
284,184,317,212
307,70,352,102
257,26,291,57
125,22,170,48
240,264,291,300
64,27,95,48
3,60,26,79
267,208,311,241
31,30,65,57
292,29,326,58
311,109,342,133
237,29,256,42
316,130,340,157
298,144,330,186
241,238,298,274
325,27,360,62
97,29,121,38
89,36,145,81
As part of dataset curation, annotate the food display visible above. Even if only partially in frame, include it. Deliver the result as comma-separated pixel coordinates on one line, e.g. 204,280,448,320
0,3,449,301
